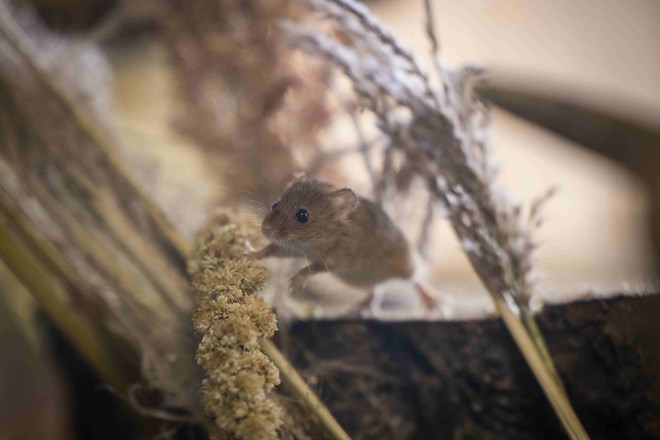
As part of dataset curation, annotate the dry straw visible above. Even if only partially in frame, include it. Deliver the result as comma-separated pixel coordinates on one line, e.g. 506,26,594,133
1,1,341,438
284,0,589,439
152,0,330,202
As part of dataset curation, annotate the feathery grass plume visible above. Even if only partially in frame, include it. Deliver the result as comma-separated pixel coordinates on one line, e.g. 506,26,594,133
189,211,282,439
146,0,331,203
284,1,589,439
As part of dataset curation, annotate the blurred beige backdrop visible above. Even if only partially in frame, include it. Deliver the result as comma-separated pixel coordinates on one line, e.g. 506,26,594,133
113,0,659,314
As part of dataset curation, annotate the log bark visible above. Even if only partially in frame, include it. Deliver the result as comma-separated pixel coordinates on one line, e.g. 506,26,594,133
283,292,660,439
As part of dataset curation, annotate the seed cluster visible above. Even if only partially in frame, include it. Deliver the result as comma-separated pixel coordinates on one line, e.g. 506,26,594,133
190,212,281,439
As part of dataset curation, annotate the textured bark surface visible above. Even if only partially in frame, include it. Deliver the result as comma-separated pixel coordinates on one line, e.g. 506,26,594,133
283,292,660,440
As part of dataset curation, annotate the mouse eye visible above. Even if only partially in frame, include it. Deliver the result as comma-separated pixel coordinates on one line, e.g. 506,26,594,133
271,202,279,210
294,209,309,224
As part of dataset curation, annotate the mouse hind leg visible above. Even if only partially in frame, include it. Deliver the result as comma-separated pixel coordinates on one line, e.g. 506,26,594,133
289,261,327,293
414,282,439,310
345,288,383,318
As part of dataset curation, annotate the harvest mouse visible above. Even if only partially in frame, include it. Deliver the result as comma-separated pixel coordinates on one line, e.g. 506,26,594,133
248,178,437,314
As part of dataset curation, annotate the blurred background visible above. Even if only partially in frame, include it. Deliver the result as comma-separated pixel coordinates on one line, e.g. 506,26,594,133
110,0,659,311
1,0,659,438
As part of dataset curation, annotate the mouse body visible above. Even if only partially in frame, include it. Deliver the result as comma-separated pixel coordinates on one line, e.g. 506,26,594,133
250,178,435,311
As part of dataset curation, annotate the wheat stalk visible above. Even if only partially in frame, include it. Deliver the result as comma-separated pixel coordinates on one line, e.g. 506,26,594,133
284,1,590,438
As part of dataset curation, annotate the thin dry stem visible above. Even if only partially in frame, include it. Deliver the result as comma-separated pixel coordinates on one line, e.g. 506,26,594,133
284,1,587,438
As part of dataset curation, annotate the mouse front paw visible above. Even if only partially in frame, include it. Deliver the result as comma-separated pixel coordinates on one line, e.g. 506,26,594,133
242,249,264,260
242,244,273,260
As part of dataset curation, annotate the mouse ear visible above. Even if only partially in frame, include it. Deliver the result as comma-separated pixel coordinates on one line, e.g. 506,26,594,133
330,188,358,219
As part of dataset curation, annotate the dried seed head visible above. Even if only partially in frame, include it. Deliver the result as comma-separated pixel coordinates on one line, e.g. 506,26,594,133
190,211,281,440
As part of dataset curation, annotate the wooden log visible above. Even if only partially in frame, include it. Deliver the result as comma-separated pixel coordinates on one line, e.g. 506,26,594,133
283,292,660,439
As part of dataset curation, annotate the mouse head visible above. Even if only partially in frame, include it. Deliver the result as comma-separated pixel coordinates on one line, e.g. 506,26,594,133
262,178,358,244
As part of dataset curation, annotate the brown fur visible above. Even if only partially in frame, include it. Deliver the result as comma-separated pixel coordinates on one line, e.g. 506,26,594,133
259,179,414,288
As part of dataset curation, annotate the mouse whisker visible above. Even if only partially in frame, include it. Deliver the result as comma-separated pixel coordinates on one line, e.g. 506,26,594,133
302,253,312,274
214,165,273,204
313,249,330,275
242,200,268,217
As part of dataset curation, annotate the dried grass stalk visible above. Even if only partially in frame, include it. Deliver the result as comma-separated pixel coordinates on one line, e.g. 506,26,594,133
0,0,203,413
0,3,350,438
284,1,589,438
145,0,331,201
